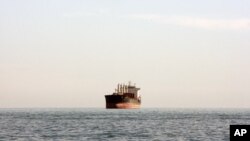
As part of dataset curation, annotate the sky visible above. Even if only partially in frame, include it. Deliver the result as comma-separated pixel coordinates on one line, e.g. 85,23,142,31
0,0,250,108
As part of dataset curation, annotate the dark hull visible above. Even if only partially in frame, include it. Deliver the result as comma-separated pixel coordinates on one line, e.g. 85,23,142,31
105,95,141,109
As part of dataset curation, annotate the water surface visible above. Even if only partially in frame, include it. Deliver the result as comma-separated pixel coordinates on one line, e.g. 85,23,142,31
0,108,249,141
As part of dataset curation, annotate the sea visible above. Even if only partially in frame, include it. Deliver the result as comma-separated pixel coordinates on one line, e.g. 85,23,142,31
0,108,250,141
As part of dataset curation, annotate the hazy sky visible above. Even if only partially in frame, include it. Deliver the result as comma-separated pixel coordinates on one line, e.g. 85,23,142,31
1,0,250,108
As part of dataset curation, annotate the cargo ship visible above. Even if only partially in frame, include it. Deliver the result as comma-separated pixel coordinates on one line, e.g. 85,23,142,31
105,82,141,109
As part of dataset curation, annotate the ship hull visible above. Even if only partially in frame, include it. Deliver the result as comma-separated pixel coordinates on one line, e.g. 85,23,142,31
106,102,140,109
105,95,141,109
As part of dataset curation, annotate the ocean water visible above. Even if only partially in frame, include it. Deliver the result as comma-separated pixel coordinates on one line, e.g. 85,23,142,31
0,108,250,141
